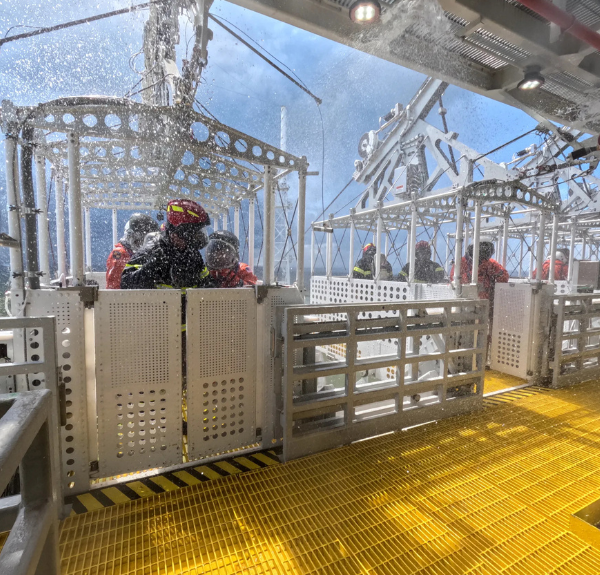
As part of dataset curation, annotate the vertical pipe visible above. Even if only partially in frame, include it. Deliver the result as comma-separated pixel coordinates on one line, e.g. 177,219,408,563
55,173,67,282
20,125,40,290
213,212,219,231
297,170,306,291
582,235,587,260
519,236,524,278
548,213,559,284
248,198,255,268
445,233,450,275
222,210,228,231
34,154,50,284
67,133,84,286
112,209,118,246
471,201,482,284
263,166,274,284
84,207,92,272
535,211,547,280
375,211,383,280
348,215,355,280
464,213,470,252
4,134,24,291
568,223,576,282
384,231,389,257
453,199,464,294
326,227,333,279
502,214,509,269
310,227,315,276
529,222,536,280
408,205,417,283
234,205,240,238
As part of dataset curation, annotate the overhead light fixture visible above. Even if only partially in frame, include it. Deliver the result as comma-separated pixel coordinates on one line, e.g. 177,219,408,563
349,0,381,24
518,67,545,91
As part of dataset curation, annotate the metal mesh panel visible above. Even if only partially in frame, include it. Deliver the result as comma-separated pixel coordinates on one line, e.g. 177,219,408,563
28,290,90,495
490,283,533,378
186,289,257,458
94,290,182,476
310,276,414,305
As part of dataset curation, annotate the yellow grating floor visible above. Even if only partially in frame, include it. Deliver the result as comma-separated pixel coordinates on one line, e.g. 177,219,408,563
58,379,600,574
483,369,527,394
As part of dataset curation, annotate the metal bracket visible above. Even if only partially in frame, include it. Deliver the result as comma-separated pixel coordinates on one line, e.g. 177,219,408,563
255,285,269,304
20,207,42,216
63,285,98,306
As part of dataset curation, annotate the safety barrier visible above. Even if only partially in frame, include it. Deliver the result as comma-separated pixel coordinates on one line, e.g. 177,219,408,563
0,316,61,575
282,298,488,461
551,294,600,388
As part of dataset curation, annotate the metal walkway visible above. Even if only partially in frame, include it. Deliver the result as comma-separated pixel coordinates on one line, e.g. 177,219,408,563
54,378,600,574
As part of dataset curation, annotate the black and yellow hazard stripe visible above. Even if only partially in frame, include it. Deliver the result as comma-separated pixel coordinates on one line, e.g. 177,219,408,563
66,449,280,515
483,386,548,408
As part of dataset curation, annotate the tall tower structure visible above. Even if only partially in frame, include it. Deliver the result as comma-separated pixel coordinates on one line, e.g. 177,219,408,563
274,106,293,284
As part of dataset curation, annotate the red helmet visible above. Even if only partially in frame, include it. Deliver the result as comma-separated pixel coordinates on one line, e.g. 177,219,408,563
166,199,210,227
416,241,430,251
363,243,376,255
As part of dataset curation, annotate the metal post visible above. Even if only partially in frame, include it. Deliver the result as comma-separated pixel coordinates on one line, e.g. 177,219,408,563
375,211,383,280
263,166,275,284
445,234,450,275
529,222,536,280
464,213,470,253
535,211,547,280
548,213,559,284
34,154,50,284
55,173,67,283
348,214,355,280
453,198,464,294
234,205,240,238
112,209,118,246
408,204,417,283
310,227,315,276
223,210,228,231
297,170,306,291
67,133,84,286
384,232,389,257
213,212,219,231
502,214,509,269
568,223,576,282
84,207,92,273
326,223,333,280
20,126,40,290
248,198,255,268
519,237,524,278
582,235,587,260
5,134,24,291
471,201,482,284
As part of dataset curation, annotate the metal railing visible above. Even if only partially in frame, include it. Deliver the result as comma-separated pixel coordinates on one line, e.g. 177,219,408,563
0,316,61,575
551,294,600,388
282,299,488,461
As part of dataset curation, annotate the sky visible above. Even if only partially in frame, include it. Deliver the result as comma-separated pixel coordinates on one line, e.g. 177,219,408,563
0,0,547,275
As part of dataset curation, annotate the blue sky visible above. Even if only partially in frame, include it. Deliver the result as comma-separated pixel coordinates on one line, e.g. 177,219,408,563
0,0,543,273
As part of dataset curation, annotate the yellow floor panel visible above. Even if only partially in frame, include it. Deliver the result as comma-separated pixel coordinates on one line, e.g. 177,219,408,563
57,379,600,574
483,369,527,394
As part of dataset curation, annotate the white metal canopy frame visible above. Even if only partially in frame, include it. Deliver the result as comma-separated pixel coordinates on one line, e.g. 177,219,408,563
1,96,311,289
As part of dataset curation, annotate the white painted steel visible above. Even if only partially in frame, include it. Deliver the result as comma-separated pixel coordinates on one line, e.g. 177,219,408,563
471,202,482,284
84,208,92,273
112,209,118,247
376,212,383,280
67,134,84,286
234,205,240,237
5,136,23,291
34,154,51,283
263,166,274,284
297,171,306,291
310,227,315,276
568,223,576,282
55,172,67,283
453,199,464,294
502,214,509,268
326,226,333,280
248,198,255,268
93,290,182,476
549,213,559,283
27,289,90,495
186,289,257,459
408,205,417,283
348,216,355,281
536,212,547,279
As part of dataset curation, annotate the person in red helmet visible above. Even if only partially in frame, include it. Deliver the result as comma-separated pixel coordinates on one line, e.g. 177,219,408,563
106,213,159,289
352,244,377,279
398,241,445,283
120,199,211,289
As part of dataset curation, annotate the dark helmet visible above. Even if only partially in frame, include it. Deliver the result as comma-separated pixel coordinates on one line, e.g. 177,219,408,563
124,213,159,250
415,240,431,259
206,230,240,270
467,241,495,262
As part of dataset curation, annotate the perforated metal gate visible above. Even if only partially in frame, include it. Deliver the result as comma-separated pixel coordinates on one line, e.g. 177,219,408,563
186,288,257,459
490,283,534,379
28,290,91,495
94,290,182,476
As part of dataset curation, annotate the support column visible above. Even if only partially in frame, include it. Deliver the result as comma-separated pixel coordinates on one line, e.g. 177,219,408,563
453,198,464,294
84,208,92,273
67,133,84,286
248,199,255,268
408,204,417,283
223,210,228,231
297,171,306,291
582,235,587,260
529,222,536,280
348,213,355,280
502,214,509,269
20,125,40,290
375,211,383,280
535,212,547,280
310,227,315,276
326,224,333,280
34,154,50,284
55,173,67,283
445,234,450,275
548,213,559,284
213,213,219,231
471,201,482,284
263,166,275,284
112,209,118,246
234,205,240,238
568,223,576,282
519,237,524,278
464,214,470,252
4,134,24,291
384,232,389,257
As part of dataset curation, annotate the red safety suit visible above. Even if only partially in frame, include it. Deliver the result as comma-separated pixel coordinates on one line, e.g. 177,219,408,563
106,242,133,289
532,259,568,281
209,263,257,288
450,256,509,301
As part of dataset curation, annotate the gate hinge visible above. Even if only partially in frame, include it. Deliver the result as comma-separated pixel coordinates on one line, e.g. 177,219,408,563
89,460,99,474
64,285,98,307
255,285,269,304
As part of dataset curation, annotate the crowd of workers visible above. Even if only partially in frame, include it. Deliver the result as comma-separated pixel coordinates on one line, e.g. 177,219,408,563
106,199,257,290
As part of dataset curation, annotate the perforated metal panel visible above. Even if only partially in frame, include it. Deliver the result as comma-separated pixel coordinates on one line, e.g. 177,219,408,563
94,290,182,476
310,276,414,305
490,283,533,379
185,289,257,459
28,289,90,495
